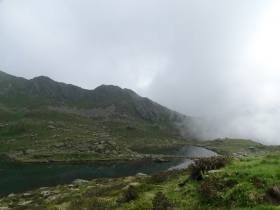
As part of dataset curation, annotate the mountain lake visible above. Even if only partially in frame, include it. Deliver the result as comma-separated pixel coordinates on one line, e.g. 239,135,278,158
0,145,216,198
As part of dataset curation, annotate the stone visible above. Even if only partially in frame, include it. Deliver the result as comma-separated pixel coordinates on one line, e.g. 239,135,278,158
48,125,55,129
0,207,9,210
109,141,116,145
41,191,50,197
72,179,89,185
55,143,65,148
112,150,118,155
7,193,15,197
18,200,32,206
136,173,147,177
151,156,167,162
23,193,31,197
97,144,105,150
208,170,223,174
47,194,62,202
135,155,142,159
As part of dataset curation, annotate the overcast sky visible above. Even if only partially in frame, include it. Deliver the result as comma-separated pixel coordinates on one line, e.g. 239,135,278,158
1,0,280,144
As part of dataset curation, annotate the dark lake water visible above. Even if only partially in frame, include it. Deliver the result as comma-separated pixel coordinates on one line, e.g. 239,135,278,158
0,145,216,198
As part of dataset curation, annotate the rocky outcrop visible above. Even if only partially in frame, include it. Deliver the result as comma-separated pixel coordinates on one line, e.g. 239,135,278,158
48,105,116,118
48,140,128,156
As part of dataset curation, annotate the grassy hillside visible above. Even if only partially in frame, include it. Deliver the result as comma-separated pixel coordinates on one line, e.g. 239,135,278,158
0,71,197,162
196,138,280,156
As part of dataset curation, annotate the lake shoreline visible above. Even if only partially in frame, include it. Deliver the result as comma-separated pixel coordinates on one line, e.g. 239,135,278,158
0,144,217,164
0,145,216,198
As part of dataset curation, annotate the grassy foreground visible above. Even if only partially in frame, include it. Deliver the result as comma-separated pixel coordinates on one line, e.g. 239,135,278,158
1,154,280,210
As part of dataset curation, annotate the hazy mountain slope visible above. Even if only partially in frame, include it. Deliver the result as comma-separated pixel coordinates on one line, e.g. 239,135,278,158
0,70,196,162
0,70,184,123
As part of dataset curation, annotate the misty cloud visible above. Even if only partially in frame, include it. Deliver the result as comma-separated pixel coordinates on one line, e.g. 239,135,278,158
1,0,280,144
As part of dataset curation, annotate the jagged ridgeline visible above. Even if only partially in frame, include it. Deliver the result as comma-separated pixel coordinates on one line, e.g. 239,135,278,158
0,70,197,162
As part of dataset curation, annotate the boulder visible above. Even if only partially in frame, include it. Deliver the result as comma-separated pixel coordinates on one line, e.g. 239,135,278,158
152,157,167,162
111,150,118,155
41,191,50,197
97,144,105,150
72,179,89,185
136,173,147,177
18,201,32,206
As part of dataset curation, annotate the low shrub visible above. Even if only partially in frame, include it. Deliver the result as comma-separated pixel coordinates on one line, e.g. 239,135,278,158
136,183,154,193
84,181,127,197
225,182,256,208
187,155,233,181
123,185,139,202
197,175,225,205
250,177,268,189
87,198,115,210
147,168,187,184
117,185,139,205
67,198,115,210
66,199,84,210
152,192,174,210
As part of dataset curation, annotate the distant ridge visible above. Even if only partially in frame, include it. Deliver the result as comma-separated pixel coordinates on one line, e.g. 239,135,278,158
0,71,188,123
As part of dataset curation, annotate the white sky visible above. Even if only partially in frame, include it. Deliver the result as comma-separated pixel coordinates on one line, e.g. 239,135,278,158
0,0,280,144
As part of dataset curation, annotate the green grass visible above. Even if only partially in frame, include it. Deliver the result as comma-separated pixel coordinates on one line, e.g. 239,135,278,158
197,138,280,156
1,155,280,209
0,107,189,162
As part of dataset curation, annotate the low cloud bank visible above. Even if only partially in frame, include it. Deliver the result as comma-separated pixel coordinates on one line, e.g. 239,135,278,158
174,110,280,145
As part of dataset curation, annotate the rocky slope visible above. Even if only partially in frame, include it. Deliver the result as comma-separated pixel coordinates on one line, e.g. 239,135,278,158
0,70,198,162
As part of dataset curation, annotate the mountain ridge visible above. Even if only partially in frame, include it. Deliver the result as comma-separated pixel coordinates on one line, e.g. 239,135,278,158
0,70,198,162
0,70,191,124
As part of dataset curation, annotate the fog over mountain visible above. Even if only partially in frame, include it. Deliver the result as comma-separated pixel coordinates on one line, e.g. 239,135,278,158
1,0,280,144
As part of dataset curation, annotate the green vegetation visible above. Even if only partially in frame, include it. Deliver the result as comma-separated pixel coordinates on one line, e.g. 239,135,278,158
1,155,280,209
1,71,280,209
0,71,193,162
196,138,280,156
0,107,190,162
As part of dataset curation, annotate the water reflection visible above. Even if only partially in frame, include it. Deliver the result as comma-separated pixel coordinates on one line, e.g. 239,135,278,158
0,158,185,197
176,145,217,157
